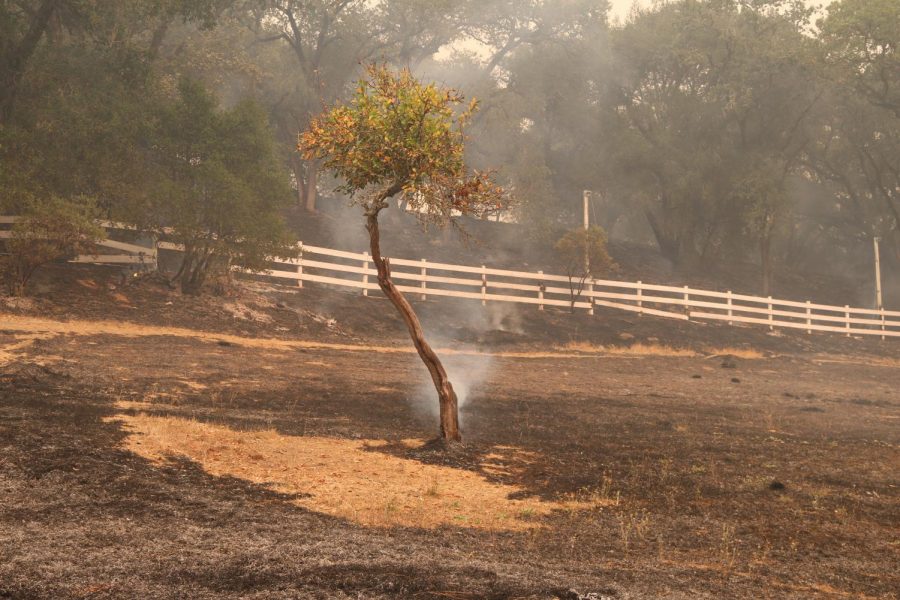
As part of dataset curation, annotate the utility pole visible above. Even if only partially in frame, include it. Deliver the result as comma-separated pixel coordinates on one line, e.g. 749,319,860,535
583,190,593,315
583,190,591,270
874,236,883,310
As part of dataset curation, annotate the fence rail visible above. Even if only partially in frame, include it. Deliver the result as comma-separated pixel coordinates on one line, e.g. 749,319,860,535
2,216,897,339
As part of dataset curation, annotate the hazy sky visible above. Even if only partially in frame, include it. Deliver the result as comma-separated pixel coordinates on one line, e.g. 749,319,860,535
608,0,830,23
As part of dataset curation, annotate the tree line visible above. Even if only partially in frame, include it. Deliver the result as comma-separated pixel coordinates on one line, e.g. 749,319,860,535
1,0,898,297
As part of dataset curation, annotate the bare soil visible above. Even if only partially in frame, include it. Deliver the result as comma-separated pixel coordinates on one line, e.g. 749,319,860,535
1,265,898,599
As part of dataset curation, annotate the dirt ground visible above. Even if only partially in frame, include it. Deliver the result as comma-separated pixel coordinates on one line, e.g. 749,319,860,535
1,266,898,599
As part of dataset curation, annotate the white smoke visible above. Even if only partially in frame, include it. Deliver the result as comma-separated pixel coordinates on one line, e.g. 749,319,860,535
410,351,494,431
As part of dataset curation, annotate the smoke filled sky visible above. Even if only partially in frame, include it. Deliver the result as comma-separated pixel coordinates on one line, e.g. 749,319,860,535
608,0,829,23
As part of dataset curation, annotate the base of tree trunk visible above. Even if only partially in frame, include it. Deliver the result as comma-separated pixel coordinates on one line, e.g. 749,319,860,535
416,437,466,454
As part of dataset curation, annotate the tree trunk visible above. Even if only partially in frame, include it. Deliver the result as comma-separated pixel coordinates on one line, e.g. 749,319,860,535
644,207,680,264
0,0,60,124
290,155,307,206
366,212,461,442
304,160,319,212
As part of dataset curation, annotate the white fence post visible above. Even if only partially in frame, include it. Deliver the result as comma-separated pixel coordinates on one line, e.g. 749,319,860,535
362,251,369,296
806,300,812,334
588,278,595,316
683,285,690,316
767,296,773,331
881,308,887,341
420,258,427,301
845,305,851,337
727,290,733,326
481,265,487,306
538,271,544,311
637,281,643,315
297,242,304,288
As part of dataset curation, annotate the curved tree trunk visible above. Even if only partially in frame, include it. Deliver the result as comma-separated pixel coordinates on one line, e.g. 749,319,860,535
304,159,319,212
366,211,461,442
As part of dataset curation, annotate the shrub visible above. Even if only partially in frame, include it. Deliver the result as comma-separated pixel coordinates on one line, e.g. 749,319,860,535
1,196,105,296
555,225,616,311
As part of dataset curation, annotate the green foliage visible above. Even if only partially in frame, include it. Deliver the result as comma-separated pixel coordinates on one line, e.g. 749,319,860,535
152,79,294,294
301,64,503,222
820,0,900,117
555,225,616,311
555,226,616,279
1,196,105,296
609,0,820,269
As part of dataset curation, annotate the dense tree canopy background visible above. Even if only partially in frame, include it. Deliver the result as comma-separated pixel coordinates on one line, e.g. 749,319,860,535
1,0,898,298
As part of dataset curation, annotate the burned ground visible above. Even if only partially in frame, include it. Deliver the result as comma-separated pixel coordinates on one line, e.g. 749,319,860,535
1,267,898,599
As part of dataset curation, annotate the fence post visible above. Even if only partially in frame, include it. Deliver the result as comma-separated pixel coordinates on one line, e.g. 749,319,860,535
481,265,487,306
806,300,812,335
845,305,851,337
297,242,303,288
420,258,427,301
683,285,690,316
588,279,595,316
727,290,733,326
362,251,369,297
768,296,773,331
538,271,545,311
637,281,643,315
881,308,886,341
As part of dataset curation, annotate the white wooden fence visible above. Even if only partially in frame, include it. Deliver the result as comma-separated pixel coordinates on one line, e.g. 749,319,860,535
2,216,898,339
0,216,157,268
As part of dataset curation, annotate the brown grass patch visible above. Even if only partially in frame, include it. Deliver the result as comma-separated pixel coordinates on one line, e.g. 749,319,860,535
814,355,900,369
561,341,696,357
0,333,57,366
0,314,674,360
108,407,601,530
705,347,766,359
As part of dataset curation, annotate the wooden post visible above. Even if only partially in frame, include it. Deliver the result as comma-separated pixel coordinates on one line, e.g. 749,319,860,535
297,242,304,288
881,308,886,341
362,251,369,296
538,271,544,311
636,281,643,315
845,305,851,337
768,296,773,331
420,259,427,301
683,285,690,316
874,237,883,310
481,265,487,306
806,300,812,335
727,290,733,326
588,279,594,316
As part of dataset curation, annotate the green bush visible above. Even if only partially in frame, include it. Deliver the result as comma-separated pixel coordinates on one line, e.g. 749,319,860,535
1,196,105,296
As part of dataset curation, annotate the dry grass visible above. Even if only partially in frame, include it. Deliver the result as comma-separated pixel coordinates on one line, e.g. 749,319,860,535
0,333,58,366
561,341,697,357
0,314,696,361
107,404,603,531
814,355,900,369
705,347,766,359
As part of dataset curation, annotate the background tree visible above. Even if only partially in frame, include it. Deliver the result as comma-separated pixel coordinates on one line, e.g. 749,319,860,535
812,0,900,264
608,0,820,289
151,79,294,294
301,65,503,442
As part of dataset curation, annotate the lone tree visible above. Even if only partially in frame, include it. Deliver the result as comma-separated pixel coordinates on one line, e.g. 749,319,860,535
300,65,503,442
555,225,616,312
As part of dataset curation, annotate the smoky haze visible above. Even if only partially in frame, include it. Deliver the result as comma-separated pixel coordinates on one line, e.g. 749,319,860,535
2,0,898,311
